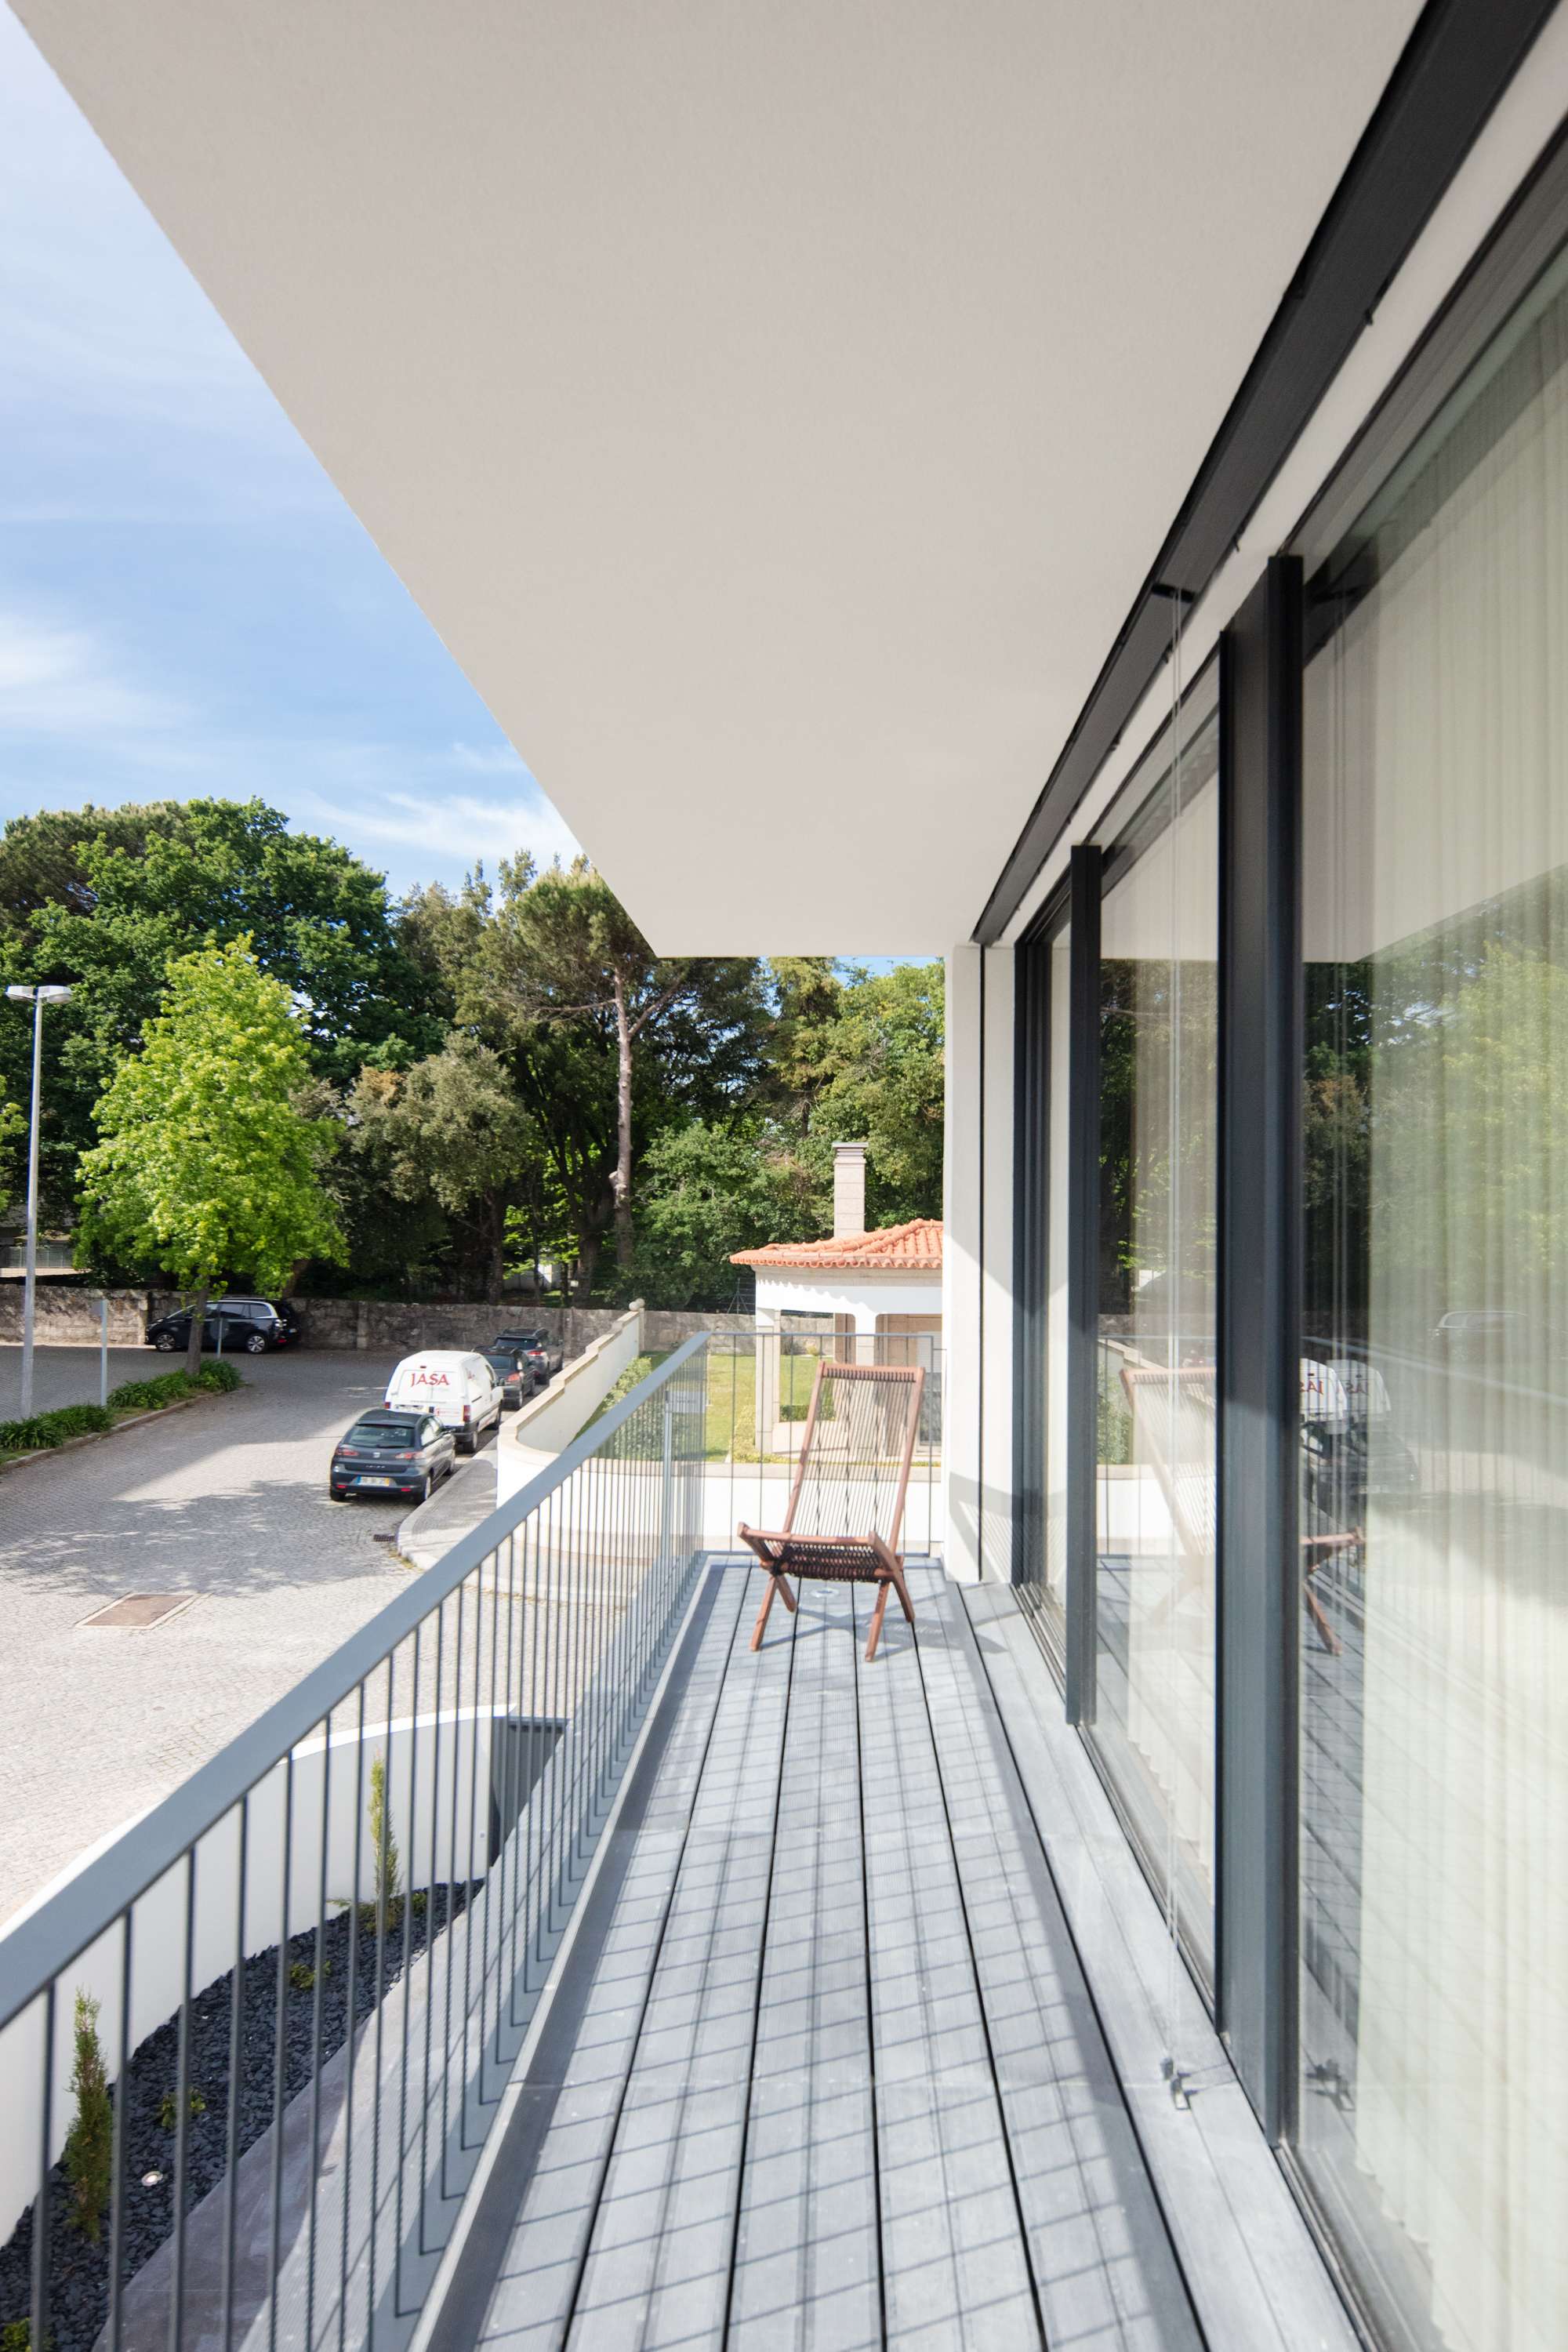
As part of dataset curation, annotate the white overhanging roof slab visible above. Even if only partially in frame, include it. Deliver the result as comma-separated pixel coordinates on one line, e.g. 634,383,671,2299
16,1,1423,953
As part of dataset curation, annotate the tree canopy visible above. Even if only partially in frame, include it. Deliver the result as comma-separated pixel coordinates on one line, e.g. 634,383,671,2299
2,794,946,1305
77,938,343,1352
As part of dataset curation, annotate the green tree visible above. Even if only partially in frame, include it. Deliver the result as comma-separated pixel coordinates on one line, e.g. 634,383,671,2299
0,799,438,1225
348,1035,535,1301
771,959,946,1226
501,862,768,1274
78,939,343,1367
631,1120,821,1307
401,860,770,1294
64,1991,112,2243
0,1088,22,1218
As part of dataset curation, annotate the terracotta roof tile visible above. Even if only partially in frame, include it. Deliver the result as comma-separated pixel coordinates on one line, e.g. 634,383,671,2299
729,1218,942,1272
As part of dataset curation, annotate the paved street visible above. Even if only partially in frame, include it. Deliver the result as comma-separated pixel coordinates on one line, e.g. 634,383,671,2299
0,1345,499,1926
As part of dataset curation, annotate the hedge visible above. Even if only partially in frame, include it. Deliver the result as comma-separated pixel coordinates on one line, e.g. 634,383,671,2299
0,1402,117,1452
107,1363,241,1413
0,1363,245,1458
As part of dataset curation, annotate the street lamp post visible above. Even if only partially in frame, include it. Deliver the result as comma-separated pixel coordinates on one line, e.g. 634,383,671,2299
5,983,73,1421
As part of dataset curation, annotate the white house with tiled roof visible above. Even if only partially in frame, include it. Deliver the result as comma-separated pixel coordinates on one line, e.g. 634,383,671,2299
729,1143,942,1334
730,1143,942,1447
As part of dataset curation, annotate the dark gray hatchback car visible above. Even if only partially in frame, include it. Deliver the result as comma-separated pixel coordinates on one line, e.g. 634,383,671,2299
329,1410,456,1503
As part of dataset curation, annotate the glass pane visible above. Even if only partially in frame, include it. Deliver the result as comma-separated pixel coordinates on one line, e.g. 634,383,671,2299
1094,713,1219,1976
1042,920,1073,1632
1298,245,1568,2352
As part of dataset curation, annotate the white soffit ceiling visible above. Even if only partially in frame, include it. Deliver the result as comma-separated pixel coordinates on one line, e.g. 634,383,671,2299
15,1,1425,953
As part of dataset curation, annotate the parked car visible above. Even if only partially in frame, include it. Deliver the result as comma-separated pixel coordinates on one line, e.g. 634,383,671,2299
482,1347,537,1410
1432,1306,1521,1363
383,1350,504,1453
492,1327,564,1379
146,1297,292,1354
328,1410,455,1503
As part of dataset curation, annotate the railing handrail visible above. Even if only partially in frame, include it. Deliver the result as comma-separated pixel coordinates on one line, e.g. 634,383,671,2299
0,1330,710,2035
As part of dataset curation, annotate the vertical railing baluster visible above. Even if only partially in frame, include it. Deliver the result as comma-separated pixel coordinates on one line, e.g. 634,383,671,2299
394,1623,419,2317
419,1600,444,2256
221,1798,248,2352
107,1907,133,2352
267,1753,294,2352
368,1651,396,2350
458,1564,484,2150
31,1981,54,2352
169,1844,197,2352
441,1578,463,2202
338,1682,366,2352
306,1711,332,2352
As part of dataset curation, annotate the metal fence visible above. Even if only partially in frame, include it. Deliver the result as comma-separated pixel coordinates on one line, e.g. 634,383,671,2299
0,1336,711,2352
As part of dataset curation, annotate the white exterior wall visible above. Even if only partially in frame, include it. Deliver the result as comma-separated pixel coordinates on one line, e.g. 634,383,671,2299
942,944,1016,1584
750,1268,942,1329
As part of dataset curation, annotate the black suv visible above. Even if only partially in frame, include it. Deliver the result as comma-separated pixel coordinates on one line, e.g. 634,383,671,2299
146,1298,296,1354
492,1327,564,1378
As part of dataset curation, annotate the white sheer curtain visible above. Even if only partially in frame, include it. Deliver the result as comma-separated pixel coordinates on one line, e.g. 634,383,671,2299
1302,267,1568,2352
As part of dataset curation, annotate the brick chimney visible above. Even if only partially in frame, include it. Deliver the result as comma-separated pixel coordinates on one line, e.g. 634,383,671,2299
832,1142,868,1238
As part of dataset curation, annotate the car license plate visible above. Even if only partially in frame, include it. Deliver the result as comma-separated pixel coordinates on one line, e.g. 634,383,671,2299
358,1475,394,1488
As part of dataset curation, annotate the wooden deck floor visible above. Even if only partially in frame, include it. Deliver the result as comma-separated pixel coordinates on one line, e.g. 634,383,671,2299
469,1560,1204,2351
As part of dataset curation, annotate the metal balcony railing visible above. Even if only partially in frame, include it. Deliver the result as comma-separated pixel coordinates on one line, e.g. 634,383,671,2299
0,1336,712,2352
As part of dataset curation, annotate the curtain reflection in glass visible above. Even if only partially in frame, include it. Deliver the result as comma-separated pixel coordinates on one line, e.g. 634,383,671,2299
1299,247,1568,2352
1094,720,1218,1976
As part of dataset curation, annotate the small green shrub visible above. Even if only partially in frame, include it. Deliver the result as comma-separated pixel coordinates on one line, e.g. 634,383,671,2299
289,1958,332,1992
368,1757,401,1930
3,2316,51,2350
108,1364,243,1414
0,1403,115,1454
64,1991,113,2243
157,2086,206,2132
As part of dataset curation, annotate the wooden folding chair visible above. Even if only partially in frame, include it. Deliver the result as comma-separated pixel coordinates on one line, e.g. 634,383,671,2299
739,1359,927,1662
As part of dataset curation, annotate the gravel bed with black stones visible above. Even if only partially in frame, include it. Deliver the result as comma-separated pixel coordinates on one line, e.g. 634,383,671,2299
0,1884,472,2352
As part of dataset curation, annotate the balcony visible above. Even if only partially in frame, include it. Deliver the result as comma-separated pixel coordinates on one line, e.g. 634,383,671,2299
0,1341,1351,2352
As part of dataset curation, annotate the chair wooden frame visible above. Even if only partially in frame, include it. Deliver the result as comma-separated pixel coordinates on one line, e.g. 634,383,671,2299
739,1359,927,1662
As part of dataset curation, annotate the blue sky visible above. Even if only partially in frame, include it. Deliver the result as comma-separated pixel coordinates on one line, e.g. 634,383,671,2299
0,5,583,898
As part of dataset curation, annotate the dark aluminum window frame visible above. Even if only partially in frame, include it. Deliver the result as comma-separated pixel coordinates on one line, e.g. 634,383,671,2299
1005,63,1568,2352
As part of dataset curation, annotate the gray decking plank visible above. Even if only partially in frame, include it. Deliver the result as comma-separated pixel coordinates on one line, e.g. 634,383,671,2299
916,1584,1203,2351
561,1563,797,2349
478,1565,751,2352
855,1570,1043,2350
729,1576,880,2349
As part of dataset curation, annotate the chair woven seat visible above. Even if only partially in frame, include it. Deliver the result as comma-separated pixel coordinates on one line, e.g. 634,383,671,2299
739,1358,926,1661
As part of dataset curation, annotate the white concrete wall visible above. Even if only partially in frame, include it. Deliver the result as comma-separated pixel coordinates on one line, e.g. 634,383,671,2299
0,1708,503,2243
750,1269,943,1327
942,944,1016,1584
495,1301,644,1504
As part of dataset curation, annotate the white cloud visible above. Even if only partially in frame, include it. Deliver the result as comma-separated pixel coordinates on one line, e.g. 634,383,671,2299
0,610,190,735
292,782,582,877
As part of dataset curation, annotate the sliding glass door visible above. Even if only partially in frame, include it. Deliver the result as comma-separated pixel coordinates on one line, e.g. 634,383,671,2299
1297,241,1568,2352
1093,710,1220,1978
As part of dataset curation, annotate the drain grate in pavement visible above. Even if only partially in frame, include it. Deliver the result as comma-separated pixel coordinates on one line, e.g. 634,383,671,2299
78,1592,198,1632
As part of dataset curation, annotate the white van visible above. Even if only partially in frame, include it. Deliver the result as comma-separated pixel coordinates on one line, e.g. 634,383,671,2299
383,1352,503,1454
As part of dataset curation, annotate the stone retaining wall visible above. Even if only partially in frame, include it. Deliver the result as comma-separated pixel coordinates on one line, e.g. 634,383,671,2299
0,1287,148,1345
2,1290,760,1353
